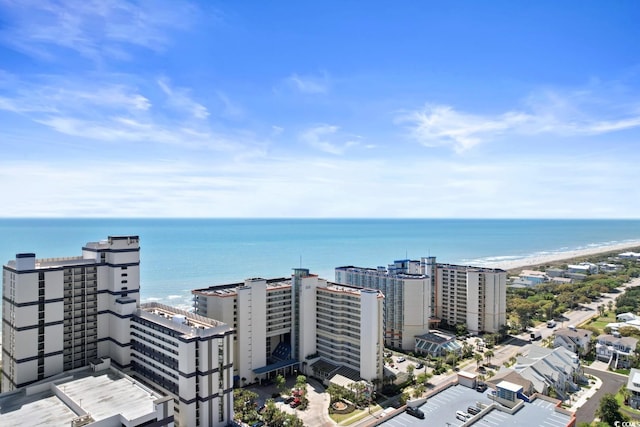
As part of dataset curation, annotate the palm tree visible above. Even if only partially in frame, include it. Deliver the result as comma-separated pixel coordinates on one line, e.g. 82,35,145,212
608,300,614,312
474,353,483,369
484,350,495,365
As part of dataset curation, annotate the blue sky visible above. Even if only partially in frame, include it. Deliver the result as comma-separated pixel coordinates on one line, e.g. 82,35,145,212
1,0,639,218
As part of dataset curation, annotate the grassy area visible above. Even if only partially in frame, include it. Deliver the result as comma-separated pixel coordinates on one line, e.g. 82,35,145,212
615,390,640,418
584,311,617,333
329,405,382,425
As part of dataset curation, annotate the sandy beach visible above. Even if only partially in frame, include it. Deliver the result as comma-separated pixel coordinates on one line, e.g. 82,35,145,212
481,240,640,272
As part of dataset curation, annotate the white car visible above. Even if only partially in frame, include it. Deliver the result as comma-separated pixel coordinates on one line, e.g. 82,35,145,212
397,356,406,363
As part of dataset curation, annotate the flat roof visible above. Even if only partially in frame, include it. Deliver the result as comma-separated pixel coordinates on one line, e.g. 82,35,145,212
497,380,522,393
0,368,162,426
377,385,572,427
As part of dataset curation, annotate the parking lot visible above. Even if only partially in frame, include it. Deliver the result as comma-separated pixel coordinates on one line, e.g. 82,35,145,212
378,385,491,426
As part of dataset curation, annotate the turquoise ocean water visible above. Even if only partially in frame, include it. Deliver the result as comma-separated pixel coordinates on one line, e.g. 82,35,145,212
1,218,640,311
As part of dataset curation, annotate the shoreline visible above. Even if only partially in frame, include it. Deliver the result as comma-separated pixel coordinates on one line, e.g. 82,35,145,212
478,240,640,272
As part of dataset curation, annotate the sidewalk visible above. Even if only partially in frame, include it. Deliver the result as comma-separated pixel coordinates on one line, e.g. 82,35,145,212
567,374,602,411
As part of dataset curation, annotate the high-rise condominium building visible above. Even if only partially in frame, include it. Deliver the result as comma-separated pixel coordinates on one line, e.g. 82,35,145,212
334,258,435,350
192,268,384,386
2,235,141,391
335,257,506,350
2,236,234,427
436,263,507,335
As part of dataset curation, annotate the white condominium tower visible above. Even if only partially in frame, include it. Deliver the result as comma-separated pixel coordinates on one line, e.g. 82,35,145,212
2,236,234,427
192,268,384,386
335,257,507,349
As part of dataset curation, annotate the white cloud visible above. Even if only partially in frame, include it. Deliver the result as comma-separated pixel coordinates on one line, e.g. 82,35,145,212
0,0,196,62
1,153,638,218
216,91,243,119
157,78,209,120
299,124,359,155
286,73,329,94
399,87,640,153
0,79,150,114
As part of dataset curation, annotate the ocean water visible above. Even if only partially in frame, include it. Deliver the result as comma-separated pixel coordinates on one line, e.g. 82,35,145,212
1,218,640,311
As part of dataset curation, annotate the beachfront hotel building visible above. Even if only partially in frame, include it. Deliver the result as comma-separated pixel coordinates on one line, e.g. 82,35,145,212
2,236,234,427
192,268,384,386
335,257,507,349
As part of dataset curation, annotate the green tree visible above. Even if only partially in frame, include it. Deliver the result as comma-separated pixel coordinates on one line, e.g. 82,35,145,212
484,350,495,365
474,353,483,369
595,393,628,425
407,364,415,383
275,374,286,395
327,383,345,403
233,389,259,422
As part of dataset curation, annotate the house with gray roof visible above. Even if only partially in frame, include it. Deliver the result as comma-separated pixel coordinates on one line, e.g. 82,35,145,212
513,346,581,400
553,328,593,356
596,334,638,369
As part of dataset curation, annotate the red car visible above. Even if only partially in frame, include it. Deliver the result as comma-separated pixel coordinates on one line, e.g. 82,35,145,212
290,398,301,408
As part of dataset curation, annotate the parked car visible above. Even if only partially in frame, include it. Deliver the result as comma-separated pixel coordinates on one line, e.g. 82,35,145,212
415,362,424,369
406,406,425,419
476,383,487,392
397,356,406,363
467,406,481,415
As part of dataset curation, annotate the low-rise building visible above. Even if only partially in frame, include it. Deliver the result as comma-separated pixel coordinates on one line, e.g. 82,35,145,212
518,270,548,284
553,328,593,356
617,312,640,322
514,346,581,400
598,262,623,273
414,331,462,357
628,368,640,409
567,263,598,274
619,252,640,260
545,268,566,278
0,361,173,427
595,334,638,369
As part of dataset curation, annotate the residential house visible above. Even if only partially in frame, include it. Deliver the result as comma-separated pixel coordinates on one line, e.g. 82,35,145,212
518,270,548,285
619,252,640,260
627,368,640,409
545,268,565,278
567,263,598,274
617,312,640,322
553,328,593,356
595,334,638,369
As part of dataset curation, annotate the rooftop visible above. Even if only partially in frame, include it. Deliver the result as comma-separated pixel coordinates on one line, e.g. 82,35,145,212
138,302,230,337
377,385,572,427
0,366,164,426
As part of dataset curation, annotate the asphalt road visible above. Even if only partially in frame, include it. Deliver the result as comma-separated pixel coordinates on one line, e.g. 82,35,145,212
577,367,631,424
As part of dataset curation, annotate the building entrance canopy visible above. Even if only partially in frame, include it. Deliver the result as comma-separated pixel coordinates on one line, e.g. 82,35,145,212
252,359,299,375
